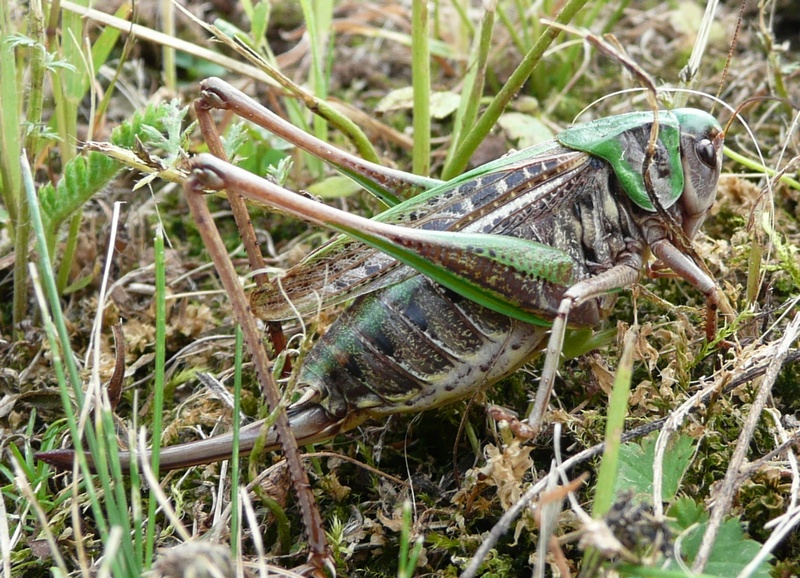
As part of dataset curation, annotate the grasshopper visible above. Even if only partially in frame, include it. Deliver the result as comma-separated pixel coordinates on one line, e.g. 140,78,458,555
35,75,730,574
39,77,727,473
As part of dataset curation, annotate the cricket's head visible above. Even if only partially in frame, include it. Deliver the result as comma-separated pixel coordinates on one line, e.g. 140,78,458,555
673,108,725,240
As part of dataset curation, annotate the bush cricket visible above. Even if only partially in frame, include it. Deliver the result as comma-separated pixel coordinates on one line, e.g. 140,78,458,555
39,78,730,470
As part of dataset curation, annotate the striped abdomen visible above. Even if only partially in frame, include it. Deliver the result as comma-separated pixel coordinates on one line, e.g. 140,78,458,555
293,275,549,426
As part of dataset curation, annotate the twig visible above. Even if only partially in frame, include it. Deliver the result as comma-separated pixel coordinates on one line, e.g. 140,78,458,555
461,342,800,577
692,313,800,573
59,1,278,87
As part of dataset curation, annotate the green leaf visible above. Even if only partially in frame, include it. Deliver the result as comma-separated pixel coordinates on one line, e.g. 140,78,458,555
307,175,363,199
669,495,705,529
375,86,415,113
250,1,270,46
497,112,555,149
429,91,462,119
375,87,461,119
561,327,616,360
614,432,695,501
668,497,771,578
39,151,119,233
38,100,187,252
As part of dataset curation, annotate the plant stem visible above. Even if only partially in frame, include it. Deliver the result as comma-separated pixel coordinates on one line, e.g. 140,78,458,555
412,0,431,177
443,0,589,180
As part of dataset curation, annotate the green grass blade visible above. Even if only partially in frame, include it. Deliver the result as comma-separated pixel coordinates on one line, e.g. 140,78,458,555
442,0,589,180
192,7,383,171
298,0,332,177
445,1,494,169
160,0,176,93
231,326,244,560
580,328,635,576
27,161,137,577
592,328,636,517
724,147,800,191
0,1,22,227
23,154,118,562
145,226,168,567
11,0,46,330
48,2,83,292
85,4,130,140
411,0,431,177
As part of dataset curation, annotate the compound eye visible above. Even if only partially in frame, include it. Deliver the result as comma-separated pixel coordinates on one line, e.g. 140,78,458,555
696,138,717,168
